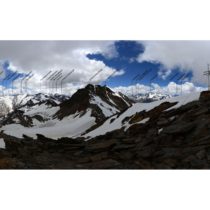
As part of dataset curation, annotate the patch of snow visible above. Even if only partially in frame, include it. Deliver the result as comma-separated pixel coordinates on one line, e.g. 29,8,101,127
166,92,200,110
13,118,20,123
112,91,131,106
124,117,150,131
90,96,119,117
23,104,59,119
138,117,150,124
158,128,163,134
170,116,176,121
106,92,117,106
0,138,5,149
112,91,122,98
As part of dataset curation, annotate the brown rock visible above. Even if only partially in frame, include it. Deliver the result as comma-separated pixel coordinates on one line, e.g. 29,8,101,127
118,151,134,160
76,159,121,169
196,150,206,160
90,152,108,162
134,159,152,169
199,91,210,102
86,139,116,151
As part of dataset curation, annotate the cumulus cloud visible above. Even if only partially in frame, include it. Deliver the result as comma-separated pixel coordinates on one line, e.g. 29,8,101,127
112,83,151,96
137,41,210,84
112,82,206,96
0,41,124,91
1,40,208,96
1,79,205,97
165,82,205,95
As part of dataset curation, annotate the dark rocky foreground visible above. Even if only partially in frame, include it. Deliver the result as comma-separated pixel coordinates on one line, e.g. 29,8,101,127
1,91,210,169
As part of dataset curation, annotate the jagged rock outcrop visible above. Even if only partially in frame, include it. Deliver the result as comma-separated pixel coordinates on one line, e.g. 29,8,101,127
55,84,133,123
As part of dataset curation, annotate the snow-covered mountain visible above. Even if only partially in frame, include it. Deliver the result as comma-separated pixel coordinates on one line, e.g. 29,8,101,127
1,86,210,169
0,93,70,118
1,90,209,169
15,93,71,109
128,92,171,103
84,92,201,139
0,83,205,142
55,84,132,122
0,84,133,139
0,90,210,169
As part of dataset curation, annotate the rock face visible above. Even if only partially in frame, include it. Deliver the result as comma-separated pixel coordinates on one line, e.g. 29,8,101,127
55,84,133,122
0,91,210,169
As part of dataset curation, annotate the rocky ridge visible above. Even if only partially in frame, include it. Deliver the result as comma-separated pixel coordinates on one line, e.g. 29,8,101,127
0,91,210,169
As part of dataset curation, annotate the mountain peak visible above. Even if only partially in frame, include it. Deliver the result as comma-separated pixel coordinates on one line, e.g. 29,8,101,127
55,84,133,122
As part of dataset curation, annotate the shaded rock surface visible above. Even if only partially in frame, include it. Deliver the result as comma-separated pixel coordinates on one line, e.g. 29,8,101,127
0,91,210,169
55,84,133,122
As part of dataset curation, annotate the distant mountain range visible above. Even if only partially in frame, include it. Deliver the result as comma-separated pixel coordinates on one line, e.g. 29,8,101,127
0,93,70,117
127,92,171,103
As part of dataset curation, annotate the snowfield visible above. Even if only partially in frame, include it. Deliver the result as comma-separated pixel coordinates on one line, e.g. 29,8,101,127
21,104,60,119
0,91,201,140
3,109,95,139
84,92,201,138
0,138,5,149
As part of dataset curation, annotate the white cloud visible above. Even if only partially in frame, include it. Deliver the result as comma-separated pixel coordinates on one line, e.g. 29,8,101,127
112,82,206,96
165,82,205,95
0,41,124,91
137,41,210,84
1,79,206,98
112,83,151,96
158,67,172,80
1,40,208,96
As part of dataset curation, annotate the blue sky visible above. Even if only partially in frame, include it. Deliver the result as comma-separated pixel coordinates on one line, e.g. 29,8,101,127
87,41,194,88
0,61,25,88
0,40,207,94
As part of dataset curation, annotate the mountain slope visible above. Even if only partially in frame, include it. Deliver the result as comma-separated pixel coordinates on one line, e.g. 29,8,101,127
0,85,132,139
0,84,205,142
55,84,132,122
84,92,201,138
1,91,210,169
0,93,70,117
0,93,70,126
